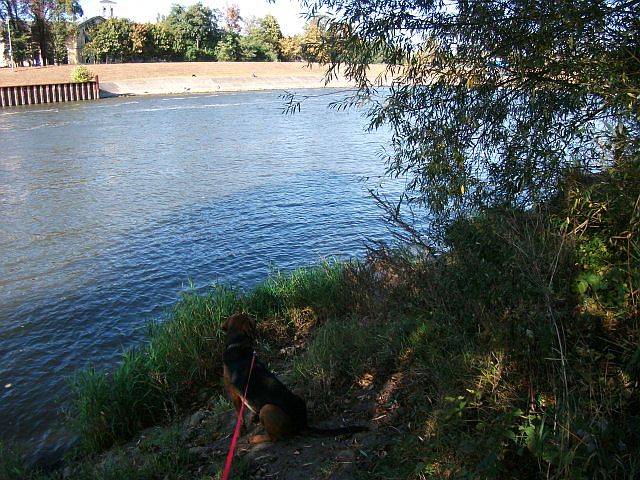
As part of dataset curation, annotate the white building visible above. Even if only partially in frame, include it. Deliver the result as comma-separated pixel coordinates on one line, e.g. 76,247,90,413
100,0,118,19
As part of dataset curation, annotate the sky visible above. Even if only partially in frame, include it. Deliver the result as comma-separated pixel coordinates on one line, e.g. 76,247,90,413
79,0,309,36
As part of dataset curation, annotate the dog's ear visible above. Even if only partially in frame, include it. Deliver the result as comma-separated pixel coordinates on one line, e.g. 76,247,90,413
221,316,231,331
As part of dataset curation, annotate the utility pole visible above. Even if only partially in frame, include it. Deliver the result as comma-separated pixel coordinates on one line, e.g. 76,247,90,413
6,20,15,71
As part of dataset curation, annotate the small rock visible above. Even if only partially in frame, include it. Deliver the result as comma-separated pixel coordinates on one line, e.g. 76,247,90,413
187,410,205,428
279,346,296,357
188,446,209,457
181,410,206,440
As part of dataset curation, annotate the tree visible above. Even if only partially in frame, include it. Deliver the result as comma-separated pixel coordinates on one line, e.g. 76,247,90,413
148,22,178,60
279,35,301,61
50,13,71,63
240,33,277,61
241,14,281,61
165,3,220,60
215,30,241,61
253,14,283,59
49,0,81,64
83,17,133,63
1,0,33,65
24,0,82,65
223,4,242,33
129,22,147,56
300,16,335,63
0,0,24,24
296,0,640,246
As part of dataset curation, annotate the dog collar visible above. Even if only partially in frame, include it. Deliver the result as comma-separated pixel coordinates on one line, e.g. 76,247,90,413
225,342,251,351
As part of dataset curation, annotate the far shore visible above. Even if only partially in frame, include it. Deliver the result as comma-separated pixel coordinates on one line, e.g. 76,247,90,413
0,62,388,96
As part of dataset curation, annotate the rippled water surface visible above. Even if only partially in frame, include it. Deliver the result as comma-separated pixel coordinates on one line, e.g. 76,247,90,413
0,91,394,462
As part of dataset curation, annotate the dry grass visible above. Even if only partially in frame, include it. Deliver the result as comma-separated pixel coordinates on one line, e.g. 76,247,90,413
0,62,387,87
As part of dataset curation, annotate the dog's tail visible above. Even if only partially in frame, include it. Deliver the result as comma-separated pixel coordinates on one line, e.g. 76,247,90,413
305,425,369,436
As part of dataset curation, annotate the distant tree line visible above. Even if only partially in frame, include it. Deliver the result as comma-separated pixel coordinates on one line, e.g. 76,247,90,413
82,4,336,63
0,1,340,66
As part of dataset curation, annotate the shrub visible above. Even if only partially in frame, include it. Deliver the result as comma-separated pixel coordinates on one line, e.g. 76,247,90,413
69,65,94,83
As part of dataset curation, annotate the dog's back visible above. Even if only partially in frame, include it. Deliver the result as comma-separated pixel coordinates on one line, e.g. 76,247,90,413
245,360,308,431
222,313,367,442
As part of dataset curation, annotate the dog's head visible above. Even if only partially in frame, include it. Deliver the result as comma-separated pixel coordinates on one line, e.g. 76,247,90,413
222,313,257,339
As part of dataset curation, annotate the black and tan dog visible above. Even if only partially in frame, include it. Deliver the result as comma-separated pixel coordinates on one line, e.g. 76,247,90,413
222,313,368,444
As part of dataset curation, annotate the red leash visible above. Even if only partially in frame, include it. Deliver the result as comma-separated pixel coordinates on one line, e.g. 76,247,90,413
221,351,256,480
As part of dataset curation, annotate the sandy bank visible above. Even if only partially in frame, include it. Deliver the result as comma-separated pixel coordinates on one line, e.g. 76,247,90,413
0,62,387,95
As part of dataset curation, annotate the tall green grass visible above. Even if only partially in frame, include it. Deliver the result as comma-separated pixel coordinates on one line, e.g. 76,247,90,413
68,350,167,453
245,260,352,320
67,263,353,453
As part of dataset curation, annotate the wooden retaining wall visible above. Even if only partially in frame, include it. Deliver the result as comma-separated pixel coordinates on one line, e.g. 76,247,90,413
0,77,100,108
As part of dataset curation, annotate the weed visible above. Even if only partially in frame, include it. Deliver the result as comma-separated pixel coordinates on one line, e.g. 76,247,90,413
66,264,354,454
67,284,240,453
0,444,47,480
294,314,418,398
68,349,167,453
361,169,639,479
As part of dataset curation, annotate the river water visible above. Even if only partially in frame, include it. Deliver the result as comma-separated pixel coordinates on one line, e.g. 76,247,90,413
0,90,395,463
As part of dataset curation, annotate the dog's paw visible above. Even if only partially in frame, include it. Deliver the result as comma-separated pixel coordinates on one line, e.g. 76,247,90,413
248,434,274,445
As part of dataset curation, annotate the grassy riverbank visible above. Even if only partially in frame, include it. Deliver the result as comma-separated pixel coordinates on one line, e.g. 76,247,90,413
0,62,388,95
2,166,638,479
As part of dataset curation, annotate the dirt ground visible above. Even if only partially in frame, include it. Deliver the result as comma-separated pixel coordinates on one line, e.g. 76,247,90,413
93,382,404,480
0,62,387,87
197,390,399,480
